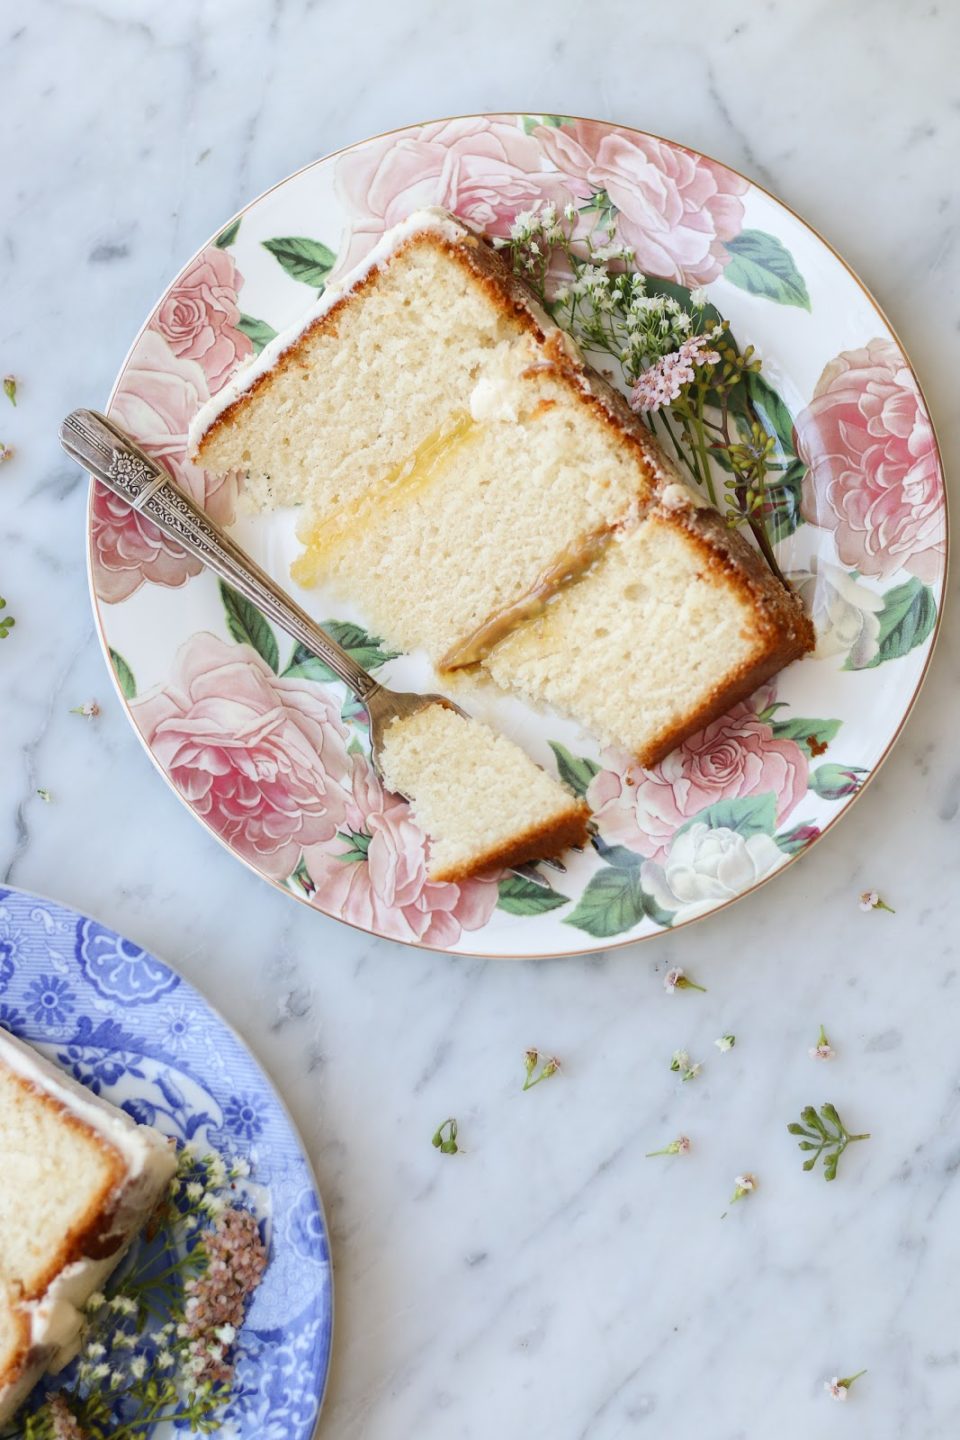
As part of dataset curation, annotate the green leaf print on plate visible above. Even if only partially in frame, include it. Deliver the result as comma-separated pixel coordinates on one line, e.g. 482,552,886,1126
769,716,842,759
723,229,812,310
281,623,401,682
548,741,601,799
109,648,136,700
237,314,279,354
220,581,279,673
497,874,569,916
564,864,649,938
677,792,777,840
846,577,937,670
214,216,241,249
262,236,337,289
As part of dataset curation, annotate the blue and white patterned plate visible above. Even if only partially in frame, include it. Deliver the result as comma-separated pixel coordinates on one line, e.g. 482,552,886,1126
0,885,333,1439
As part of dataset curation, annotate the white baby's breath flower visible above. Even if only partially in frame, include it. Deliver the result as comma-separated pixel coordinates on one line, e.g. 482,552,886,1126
91,1362,110,1381
84,1340,106,1360
158,1348,176,1368
563,203,576,221
85,1291,106,1313
114,1330,137,1349
825,1369,866,1400
111,1295,137,1316
689,286,709,308
230,1156,251,1179
214,1323,237,1345
186,1181,204,1201
715,1034,736,1052
810,1022,836,1061
130,1354,147,1379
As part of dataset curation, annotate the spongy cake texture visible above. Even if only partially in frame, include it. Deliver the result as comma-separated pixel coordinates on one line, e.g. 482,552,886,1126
379,704,590,882
191,206,814,783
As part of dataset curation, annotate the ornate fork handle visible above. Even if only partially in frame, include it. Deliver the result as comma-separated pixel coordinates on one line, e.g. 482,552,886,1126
60,409,380,702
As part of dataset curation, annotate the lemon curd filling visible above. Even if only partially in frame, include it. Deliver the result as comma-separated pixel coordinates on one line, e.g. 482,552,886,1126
291,412,477,587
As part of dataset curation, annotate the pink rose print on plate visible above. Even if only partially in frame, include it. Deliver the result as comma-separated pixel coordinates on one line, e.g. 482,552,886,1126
331,116,579,279
133,633,352,882
152,244,253,392
797,337,944,582
93,330,239,603
303,753,499,947
535,121,747,287
588,689,808,862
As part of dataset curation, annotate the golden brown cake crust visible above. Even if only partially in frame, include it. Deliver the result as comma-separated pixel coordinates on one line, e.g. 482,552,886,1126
632,507,815,767
428,801,592,884
0,1306,31,1396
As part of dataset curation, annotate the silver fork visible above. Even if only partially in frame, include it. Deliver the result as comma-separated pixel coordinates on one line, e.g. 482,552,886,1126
60,409,567,885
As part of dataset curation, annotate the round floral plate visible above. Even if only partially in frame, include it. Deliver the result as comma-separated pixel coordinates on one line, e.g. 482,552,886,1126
87,114,947,958
0,885,333,1436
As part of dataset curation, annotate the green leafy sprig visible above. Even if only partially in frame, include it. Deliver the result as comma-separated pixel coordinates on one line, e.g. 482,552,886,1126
499,203,793,582
789,1103,870,1180
432,1118,460,1155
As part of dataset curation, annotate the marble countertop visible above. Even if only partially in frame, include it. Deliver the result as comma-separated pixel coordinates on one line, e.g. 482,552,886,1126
2,3,959,1436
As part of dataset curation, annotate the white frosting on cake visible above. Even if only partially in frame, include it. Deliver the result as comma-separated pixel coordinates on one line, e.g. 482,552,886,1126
0,1031,176,1425
188,206,472,453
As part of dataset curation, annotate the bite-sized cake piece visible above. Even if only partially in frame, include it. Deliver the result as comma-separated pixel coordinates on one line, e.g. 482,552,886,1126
483,496,814,767
190,206,813,768
379,703,590,882
0,1030,176,1426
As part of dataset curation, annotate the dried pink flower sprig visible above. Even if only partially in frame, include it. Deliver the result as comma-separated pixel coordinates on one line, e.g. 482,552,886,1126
631,332,721,412
181,1207,267,1392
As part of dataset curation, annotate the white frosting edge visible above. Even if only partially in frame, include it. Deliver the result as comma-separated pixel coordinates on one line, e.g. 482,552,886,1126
188,206,472,453
0,1028,172,1179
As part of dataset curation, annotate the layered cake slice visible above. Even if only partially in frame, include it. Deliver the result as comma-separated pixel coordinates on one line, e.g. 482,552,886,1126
190,206,813,773
379,704,590,882
0,1030,176,1425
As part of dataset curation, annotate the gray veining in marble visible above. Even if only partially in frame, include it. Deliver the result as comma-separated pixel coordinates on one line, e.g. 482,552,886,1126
2,2,959,1436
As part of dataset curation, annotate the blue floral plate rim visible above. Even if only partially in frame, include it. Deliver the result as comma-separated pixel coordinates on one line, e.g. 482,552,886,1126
0,883,334,1439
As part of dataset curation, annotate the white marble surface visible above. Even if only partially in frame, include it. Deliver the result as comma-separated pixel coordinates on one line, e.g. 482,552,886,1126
2,3,959,1436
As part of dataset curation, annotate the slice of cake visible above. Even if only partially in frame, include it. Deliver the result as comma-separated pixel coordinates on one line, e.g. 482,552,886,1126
190,206,813,768
0,1030,176,1425
379,704,590,882
484,495,814,766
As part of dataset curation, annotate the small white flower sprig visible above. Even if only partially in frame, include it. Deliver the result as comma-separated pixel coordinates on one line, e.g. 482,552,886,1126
669,1049,702,1083
522,1048,561,1091
497,202,789,582
860,890,895,914
22,1146,265,1440
715,1034,736,1053
824,1369,867,1401
645,1135,691,1158
810,1024,835,1061
663,967,707,996
729,1173,758,1205
70,700,100,719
